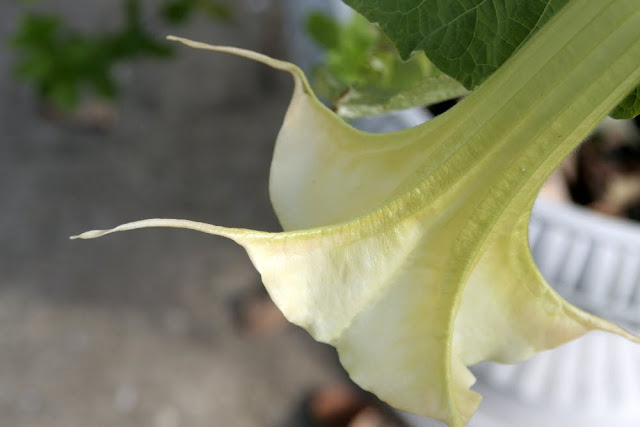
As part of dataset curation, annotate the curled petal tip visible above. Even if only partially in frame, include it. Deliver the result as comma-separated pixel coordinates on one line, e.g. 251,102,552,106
70,230,109,240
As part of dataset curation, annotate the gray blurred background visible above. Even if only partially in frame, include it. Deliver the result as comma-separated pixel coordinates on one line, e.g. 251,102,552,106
8,2,640,426
0,1,360,426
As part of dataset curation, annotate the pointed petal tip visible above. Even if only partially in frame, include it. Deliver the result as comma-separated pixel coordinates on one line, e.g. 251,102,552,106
165,35,313,96
70,230,110,240
588,314,640,344
166,35,300,72
618,326,640,344
68,218,262,244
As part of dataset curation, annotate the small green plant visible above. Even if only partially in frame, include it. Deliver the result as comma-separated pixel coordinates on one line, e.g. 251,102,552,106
305,12,467,118
10,0,231,110
74,1,640,426
161,0,232,24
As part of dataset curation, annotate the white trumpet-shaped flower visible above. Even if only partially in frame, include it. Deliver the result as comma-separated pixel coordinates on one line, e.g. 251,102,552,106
73,1,640,425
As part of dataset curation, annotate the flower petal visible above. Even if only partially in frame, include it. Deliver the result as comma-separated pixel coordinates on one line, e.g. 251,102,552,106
76,17,640,426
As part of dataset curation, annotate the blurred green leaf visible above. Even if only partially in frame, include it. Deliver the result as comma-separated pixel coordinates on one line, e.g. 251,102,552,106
161,0,232,25
611,88,640,119
10,0,232,111
49,80,78,110
306,12,341,49
11,14,60,49
335,57,467,118
161,0,195,24
199,1,232,21
10,1,174,111
307,13,466,118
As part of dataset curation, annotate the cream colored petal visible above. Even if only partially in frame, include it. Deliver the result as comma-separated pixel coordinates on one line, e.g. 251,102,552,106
164,38,452,230
73,210,638,427
331,233,482,427
269,84,444,229
70,210,479,426
75,20,640,426
72,211,426,344
453,213,638,368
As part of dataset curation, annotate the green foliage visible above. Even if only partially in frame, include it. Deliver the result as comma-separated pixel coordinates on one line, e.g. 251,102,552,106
13,14,114,109
10,0,230,110
611,87,640,119
306,12,341,49
306,12,466,118
161,0,232,24
345,0,640,118
344,0,567,88
307,12,379,94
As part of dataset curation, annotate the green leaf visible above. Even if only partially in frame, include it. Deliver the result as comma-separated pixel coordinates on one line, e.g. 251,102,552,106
199,1,232,22
49,81,79,110
345,0,640,118
161,0,232,24
344,0,567,89
10,4,173,110
610,87,640,119
10,14,60,49
306,12,341,49
333,52,467,118
307,13,467,117
161,0,194,24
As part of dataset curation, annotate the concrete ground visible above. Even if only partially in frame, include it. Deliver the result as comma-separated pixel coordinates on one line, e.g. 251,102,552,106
0,2,360,426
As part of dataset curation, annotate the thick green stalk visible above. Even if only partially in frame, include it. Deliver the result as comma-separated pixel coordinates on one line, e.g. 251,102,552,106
391,0,640,221
373,1,640,424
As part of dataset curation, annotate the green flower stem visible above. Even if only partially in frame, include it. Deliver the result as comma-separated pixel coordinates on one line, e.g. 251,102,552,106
382,2,640,422
366,0,640,279
395,0,640,220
